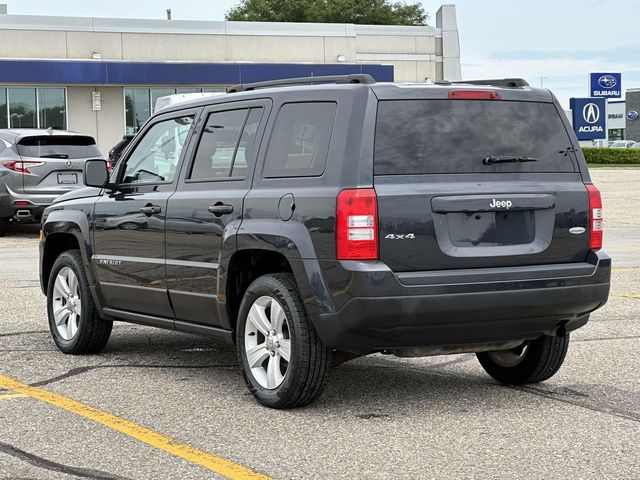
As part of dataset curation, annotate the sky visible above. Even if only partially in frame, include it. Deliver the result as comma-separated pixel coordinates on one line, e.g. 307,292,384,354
7,0,640,108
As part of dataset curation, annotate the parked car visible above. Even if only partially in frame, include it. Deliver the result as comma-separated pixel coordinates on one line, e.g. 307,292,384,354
0,129,103,236
609,140,635,148
39,75,611,408
107,134,135,167
630,142,640,149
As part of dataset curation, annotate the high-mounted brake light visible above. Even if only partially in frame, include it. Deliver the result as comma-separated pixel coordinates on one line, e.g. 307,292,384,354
337,188,378,260
2,160,45,174
448,90,500,100
586,184,603,250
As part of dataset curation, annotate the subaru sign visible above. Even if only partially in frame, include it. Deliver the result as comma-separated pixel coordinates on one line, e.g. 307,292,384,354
590,72,621,98
570,97,606,140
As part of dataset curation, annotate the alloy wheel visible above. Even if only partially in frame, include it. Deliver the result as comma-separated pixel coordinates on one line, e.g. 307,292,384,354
52,267,82,341
244,296,291,389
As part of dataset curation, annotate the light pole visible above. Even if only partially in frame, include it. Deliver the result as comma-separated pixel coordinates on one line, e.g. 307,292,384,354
540,76,551,88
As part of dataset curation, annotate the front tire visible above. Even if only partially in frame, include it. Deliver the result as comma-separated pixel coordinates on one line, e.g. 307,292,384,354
476,334,570,385
236,274,331,409
47,250,112,354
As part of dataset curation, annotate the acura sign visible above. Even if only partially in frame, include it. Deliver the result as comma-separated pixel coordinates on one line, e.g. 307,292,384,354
590,72,622,98
570,97,606,140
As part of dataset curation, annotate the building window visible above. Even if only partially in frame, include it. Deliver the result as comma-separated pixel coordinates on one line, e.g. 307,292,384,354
124,87,228,134
0,88,7,129
0,87,66,130
608,128,625,141
8,88,37,128
38,88,66,129
125,88,152,135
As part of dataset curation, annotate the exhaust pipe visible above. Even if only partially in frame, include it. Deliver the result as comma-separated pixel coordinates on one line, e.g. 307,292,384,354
15,209,32,219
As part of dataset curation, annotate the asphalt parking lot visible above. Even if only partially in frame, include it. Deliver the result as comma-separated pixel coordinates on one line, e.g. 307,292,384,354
0,168,638,480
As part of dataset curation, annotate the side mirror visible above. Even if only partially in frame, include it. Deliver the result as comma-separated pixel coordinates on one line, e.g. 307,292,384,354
84,159,110,188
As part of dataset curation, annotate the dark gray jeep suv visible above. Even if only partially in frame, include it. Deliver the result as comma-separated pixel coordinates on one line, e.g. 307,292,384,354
39,75,611,408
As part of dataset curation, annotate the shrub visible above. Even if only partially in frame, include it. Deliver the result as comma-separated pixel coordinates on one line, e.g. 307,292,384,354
581,147,640,164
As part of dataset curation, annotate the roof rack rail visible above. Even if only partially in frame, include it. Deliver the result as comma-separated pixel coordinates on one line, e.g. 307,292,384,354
450,78,530,88
227,74,376,93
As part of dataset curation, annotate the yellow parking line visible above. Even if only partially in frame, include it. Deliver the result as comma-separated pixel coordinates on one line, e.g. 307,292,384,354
0,375,271,480
0,393,27,400
611,293,640,300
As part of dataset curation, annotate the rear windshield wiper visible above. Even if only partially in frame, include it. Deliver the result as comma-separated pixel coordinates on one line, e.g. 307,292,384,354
482,155,539,165
40,153,70,159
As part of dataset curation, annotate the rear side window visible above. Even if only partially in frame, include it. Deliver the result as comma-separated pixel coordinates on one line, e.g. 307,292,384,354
189,107,263,180
263,102,337,178
17,135,101,159
375,100,577,175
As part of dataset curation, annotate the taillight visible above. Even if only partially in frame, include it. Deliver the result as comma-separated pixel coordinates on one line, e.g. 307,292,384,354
586,184,603,250
2,160,45,174
106,161,113,173
448,90,500,100
336,188,378,260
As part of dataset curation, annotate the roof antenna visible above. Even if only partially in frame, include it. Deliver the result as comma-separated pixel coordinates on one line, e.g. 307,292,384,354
166,9,172,20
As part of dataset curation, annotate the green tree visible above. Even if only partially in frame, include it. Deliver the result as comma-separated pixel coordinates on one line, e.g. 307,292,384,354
226,0,428,26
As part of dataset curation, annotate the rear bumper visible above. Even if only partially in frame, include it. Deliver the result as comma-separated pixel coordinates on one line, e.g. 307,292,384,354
0,193,47,221
311,250,611,353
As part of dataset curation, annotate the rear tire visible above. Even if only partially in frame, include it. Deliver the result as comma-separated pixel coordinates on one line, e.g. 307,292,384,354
476,334,569,384
236,273,331,409
0,217,9,237
47,250,112,354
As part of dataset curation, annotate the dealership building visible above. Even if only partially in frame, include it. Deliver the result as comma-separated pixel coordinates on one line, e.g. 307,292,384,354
0,4,461,154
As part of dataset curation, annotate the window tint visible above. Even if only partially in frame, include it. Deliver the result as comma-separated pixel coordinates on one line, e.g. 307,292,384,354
121,116,193,184
263,102,337,178
17,136,100,159
190,109,246,180
375,100,577,175
190,107,263,180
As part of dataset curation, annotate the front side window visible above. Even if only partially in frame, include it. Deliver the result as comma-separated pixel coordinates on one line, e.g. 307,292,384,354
189,107,263,180
121,116,193,184
263,102,337,178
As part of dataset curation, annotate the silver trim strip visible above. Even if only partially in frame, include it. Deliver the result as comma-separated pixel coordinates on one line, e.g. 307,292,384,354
93,254,218,270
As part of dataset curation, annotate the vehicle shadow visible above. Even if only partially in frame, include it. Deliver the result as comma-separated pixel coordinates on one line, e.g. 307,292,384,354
100,326,499,411
3,223,40,238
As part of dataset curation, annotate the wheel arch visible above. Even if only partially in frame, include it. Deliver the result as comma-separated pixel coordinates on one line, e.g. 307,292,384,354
40,209,94,295
223,220,336,334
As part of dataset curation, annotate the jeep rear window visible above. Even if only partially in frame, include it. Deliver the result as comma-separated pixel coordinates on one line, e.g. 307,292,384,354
17,135,101,159
374,100,577,175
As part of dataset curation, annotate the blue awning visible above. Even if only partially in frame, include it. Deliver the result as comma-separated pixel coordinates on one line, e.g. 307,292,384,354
0,60,394,85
